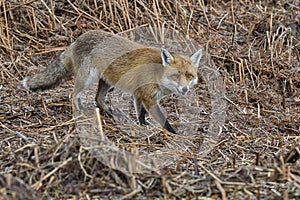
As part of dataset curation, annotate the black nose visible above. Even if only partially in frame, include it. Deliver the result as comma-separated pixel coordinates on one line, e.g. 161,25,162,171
182,87,188,93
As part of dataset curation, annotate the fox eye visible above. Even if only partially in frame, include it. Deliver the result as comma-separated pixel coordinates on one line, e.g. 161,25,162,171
185,73,194,79
170,73,180,80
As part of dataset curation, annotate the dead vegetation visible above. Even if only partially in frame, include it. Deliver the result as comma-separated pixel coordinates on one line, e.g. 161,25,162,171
0,0,300,199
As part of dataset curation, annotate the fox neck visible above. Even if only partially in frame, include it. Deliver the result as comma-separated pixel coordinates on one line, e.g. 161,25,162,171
156,84,173,99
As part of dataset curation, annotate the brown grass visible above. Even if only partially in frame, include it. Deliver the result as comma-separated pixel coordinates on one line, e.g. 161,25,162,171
1,0,300,199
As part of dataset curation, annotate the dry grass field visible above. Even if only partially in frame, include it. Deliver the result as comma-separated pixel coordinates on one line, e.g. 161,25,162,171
1,0,300,199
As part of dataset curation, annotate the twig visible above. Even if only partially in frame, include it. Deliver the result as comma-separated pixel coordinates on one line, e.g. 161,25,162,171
32,157,72,190
1,123,29,143
214,180,226,200
78,146,93,180
120,185,142,200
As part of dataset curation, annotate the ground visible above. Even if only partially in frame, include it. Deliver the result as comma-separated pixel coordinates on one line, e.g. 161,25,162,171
0,1,300,199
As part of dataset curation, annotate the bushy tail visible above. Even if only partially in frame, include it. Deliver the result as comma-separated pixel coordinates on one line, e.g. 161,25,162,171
23,53,73,91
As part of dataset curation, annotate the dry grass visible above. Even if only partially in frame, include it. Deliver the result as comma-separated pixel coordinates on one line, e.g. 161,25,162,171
1,0,300,199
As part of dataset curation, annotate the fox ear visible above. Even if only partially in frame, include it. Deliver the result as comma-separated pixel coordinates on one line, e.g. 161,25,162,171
190,49,203,67
161,48,173,66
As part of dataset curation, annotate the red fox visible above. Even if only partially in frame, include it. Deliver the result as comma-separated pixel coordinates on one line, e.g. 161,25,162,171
23,30,203,134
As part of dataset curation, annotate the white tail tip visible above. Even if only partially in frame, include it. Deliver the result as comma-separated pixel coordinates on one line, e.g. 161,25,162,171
22,77,29,89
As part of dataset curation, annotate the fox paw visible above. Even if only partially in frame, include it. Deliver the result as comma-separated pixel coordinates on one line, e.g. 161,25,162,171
138,120,150,126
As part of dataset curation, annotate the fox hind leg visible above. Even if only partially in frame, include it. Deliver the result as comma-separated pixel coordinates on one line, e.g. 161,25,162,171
95,79,113,116
72,74,90,111
72,67,99,111
95,79,124,118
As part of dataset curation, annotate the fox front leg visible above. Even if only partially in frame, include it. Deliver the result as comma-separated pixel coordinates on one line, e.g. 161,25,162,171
133,96,148,125
144,101,177,134
150,104,176,134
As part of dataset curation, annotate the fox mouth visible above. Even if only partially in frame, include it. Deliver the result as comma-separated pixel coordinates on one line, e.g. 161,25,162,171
163,82,188,96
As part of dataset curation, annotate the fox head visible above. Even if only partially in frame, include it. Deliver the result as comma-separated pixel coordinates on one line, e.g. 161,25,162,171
160,48,203,95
